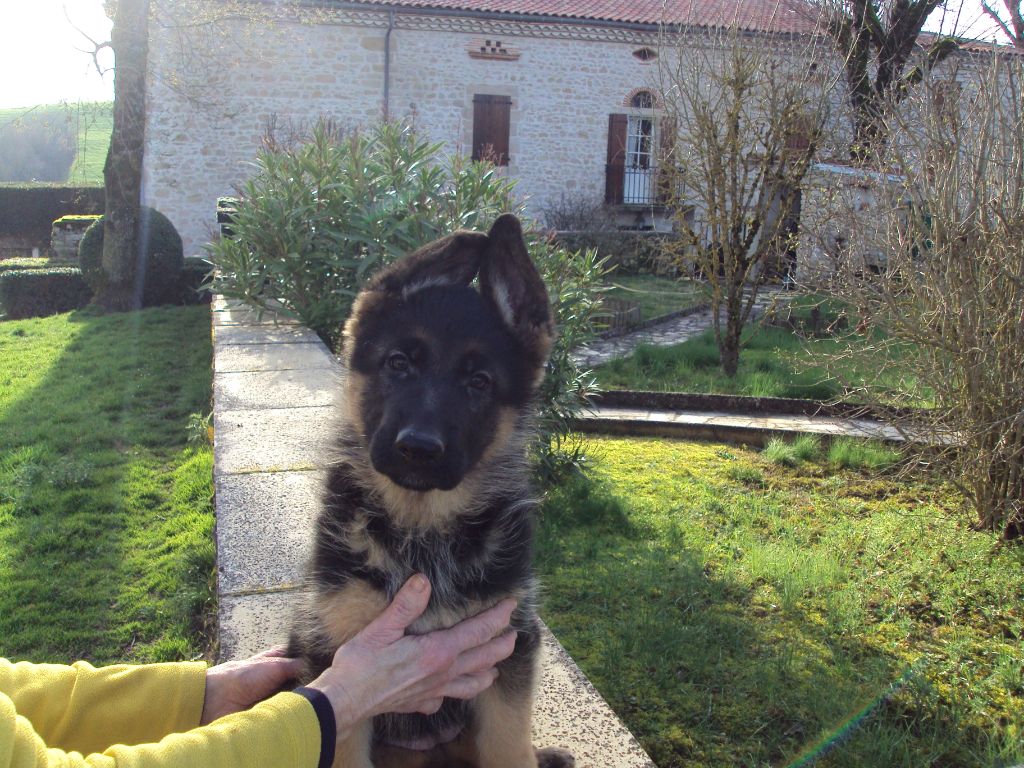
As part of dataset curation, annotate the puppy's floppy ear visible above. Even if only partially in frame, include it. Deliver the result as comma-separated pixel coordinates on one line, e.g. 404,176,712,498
367,231,488,296
479,214,555,366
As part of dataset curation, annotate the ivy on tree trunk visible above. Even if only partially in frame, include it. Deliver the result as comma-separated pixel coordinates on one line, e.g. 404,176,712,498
96,0,149,311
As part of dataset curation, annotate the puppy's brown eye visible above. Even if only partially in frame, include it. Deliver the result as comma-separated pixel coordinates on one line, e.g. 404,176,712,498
387,352,410,372
469,372,491,391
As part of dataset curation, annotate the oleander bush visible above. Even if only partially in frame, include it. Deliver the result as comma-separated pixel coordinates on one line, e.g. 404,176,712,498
0,267,91,319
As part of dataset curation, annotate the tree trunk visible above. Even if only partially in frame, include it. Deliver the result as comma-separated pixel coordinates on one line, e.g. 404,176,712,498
720,291,743,378
95,0,149,312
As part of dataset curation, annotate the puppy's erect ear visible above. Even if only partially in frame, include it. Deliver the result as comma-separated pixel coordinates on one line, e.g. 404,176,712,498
367,231,489,296
479,214,555,366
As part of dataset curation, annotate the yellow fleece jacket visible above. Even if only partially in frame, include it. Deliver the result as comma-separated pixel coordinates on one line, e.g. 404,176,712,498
0,658,321,768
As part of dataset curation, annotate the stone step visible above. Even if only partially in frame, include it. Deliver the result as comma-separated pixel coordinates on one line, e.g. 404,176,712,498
576,405,904,445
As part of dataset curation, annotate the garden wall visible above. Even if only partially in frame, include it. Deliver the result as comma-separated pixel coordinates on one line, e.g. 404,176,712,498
0,186,104,258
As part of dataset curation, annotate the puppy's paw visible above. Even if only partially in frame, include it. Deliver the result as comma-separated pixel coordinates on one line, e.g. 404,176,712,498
535,746,575,768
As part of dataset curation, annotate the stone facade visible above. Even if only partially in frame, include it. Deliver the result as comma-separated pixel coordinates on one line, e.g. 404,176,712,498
144,3,671,256
144,1,989,269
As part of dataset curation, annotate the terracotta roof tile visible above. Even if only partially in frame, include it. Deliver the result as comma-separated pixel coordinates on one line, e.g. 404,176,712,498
348,0,823,33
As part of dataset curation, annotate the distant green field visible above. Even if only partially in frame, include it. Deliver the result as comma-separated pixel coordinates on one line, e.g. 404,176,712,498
68,102,112,184
0,102,111,185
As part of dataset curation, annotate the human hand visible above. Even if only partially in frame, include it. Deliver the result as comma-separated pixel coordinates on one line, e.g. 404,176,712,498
200,646,305,725
307,574,517,734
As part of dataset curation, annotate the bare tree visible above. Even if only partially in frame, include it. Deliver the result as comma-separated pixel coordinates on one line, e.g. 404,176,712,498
814,0,959,164
656,28,833,376
981,0,1024,47
825,56,1024,539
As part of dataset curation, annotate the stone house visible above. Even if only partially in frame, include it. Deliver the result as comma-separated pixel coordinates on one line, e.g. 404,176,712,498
143,0,820,258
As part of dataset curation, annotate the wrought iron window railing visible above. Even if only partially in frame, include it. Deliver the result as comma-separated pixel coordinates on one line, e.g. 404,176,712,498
605,163,664,206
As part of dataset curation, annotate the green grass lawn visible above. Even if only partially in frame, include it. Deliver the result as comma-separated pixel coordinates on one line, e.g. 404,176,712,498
603,274,707,323
595,325,927,404
537,436,1024,768
0,305,214,664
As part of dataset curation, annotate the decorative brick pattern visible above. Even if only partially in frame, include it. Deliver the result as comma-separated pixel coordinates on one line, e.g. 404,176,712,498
467,36,521,59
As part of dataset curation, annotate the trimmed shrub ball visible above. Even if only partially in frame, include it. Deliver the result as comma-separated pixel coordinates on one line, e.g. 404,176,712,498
79,208,184,307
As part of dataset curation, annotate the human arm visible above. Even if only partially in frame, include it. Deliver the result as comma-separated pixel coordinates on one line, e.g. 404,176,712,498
0,657,207,755
0,574,517,768
0,688,321,768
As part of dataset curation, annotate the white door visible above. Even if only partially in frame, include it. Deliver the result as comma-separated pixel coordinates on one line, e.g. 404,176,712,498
624,116,654,204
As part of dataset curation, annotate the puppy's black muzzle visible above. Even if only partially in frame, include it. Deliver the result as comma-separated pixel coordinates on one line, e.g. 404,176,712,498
394,427,445,466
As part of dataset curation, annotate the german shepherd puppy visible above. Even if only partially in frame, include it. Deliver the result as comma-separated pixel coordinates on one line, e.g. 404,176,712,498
287,214,574,768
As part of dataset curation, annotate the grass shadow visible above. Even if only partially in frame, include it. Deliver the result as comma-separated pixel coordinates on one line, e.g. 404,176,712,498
536,442,1024,768
0,305,214,663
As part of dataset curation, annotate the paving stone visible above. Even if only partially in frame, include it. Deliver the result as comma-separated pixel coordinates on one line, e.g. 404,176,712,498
218,589,308,661
214,369,339,410
214,406,335,475
214,342,337,373
212,296,289,313
213,324,321,345
211,305,299,327
585,406,904,442
534,629,655,768
215,470,324,595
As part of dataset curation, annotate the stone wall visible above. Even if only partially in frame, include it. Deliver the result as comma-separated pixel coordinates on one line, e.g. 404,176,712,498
796,163,907,285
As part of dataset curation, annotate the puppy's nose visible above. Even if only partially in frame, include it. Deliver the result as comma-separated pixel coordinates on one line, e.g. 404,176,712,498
395,428,445,465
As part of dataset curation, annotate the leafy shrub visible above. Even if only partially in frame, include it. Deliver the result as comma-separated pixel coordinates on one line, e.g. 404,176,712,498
179,259,212,306
78,208,185,307
0,267,91,319
0,258,51,274
209,120,605,475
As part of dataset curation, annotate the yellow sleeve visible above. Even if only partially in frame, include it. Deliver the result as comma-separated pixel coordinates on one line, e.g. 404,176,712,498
0,689,321,768
0,659,206,754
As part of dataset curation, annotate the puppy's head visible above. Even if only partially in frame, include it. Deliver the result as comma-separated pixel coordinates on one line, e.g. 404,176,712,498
341,214,553,494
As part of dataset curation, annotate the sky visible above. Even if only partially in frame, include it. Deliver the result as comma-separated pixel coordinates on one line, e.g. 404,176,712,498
0,0,1014,110
1,0,114,109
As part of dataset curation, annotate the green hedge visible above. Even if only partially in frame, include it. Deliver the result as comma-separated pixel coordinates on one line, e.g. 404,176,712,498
0,258,51,274
0,186,104,242
0,267,92,319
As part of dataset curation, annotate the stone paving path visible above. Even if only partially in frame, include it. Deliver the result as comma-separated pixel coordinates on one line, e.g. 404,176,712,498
573,288,788,369
209,297,655,768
